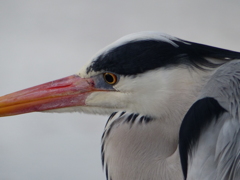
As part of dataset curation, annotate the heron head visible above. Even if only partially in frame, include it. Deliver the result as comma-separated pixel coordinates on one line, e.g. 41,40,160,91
0,32,236,118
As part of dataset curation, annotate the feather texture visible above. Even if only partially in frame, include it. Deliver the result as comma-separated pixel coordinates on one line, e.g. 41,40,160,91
180,60,240,180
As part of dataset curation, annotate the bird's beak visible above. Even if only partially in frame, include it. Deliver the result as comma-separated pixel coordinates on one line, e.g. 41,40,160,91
0,75,101,117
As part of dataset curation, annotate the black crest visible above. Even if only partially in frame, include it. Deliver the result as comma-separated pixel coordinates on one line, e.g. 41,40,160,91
87,37,240,75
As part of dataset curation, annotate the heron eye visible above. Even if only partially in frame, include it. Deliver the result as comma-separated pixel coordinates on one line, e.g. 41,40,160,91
103,73,118,85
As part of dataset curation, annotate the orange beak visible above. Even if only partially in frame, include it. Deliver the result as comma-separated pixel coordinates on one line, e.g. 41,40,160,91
0,75,101,117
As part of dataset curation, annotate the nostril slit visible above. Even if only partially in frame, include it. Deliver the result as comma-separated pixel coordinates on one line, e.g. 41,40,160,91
86,79,94,86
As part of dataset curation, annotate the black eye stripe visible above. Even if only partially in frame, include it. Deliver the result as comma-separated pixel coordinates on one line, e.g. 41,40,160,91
87,39,240,76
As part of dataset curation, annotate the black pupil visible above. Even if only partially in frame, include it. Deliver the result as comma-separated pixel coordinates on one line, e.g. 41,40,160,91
105,74,114,83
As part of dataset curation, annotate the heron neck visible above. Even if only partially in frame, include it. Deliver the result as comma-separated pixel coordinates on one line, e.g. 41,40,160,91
101,111,184,179
102,68,214,180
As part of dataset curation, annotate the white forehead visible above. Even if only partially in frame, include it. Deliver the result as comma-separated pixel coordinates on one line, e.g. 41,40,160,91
78,31,180,77
97,31,179,57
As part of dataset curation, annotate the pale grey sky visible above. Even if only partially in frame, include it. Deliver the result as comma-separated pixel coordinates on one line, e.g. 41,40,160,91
0,1,240,179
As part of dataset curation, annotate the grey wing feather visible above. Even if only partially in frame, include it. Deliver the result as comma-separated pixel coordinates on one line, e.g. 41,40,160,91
182,60,240,180
215,115,240,180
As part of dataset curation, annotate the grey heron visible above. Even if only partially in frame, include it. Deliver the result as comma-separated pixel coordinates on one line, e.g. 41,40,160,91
0,32,240,180
179,60,240,180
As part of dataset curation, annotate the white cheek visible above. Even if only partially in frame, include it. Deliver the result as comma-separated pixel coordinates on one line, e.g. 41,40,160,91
112,68,199,117
85,91,128,109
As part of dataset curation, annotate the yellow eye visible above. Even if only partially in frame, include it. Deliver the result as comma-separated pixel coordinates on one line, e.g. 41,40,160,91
103,73,118,85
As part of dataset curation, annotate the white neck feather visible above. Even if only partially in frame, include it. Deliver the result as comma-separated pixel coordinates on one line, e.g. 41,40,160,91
102,67,214,180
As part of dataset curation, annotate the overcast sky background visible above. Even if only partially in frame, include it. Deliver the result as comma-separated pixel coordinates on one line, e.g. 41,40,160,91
0,1,240,180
